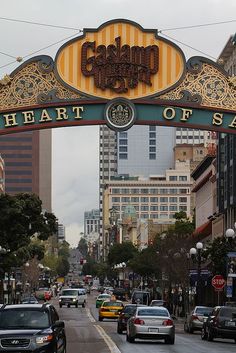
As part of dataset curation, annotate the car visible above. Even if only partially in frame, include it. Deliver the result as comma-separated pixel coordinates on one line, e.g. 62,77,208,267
126,306,175,344
99,300,124,321
201,305,236,342
131,290,150,305
35,288,52,301
184,306,213,333
0,303,66,353
59,288,87,308
21,295,39,304
95,293,111,308
117,303,146,333
150,299,167,307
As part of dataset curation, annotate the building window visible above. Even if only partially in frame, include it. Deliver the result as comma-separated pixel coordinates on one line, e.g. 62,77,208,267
159,213,168,218
151,214,159,218
149,153,156,159
119,146,127,152
160,189,168,194
179,197,187,202
141,197,149,202
169,188,178,194
141,188,148,194
179,189,188,194
160,205,168,211
112,188,120,194
179,176,187,181
169,205,178,211
150,188,159,194
132,188,140,194
119,132,127,138
121,188,129,194
149,147,156,152
149,132,156,138
150,206,158,211
119,139,127,145
149,140,156,145
119,153,127,159
150,197,158,202
179,205,187,211
112,197,120,202
169,176,177,181
121,197,130,202
141,213,149,219
141,205,149,211
149,126,156,131
131,197,139,202
160,197,168,202
169,197,177,202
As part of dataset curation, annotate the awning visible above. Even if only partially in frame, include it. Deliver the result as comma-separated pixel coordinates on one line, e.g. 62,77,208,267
192,220,212,237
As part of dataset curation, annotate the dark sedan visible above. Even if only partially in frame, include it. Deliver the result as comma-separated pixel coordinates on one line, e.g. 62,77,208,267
117,304,146,333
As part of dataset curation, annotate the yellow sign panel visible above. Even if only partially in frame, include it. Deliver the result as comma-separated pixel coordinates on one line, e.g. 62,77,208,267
55,20,185,99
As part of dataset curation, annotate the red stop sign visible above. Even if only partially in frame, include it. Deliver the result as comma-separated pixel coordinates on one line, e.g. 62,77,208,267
211,275,226,290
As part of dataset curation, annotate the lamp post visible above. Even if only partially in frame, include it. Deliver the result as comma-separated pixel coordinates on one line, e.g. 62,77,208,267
190,242,203,306
0,246,7,303
225,228,236,301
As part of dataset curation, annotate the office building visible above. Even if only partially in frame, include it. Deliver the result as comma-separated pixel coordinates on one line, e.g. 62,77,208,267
0,130,52,211
57,223,66,243
84,209,100,236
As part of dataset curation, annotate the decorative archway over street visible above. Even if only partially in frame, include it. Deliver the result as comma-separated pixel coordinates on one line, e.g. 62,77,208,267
0,19,235,134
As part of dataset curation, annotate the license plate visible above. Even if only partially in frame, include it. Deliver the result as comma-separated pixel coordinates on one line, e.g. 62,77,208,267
225,321,236,327
149,328,159,332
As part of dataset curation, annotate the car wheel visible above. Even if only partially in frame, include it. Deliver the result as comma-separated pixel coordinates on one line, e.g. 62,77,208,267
67,304,70,308
59,304,62,308
129,335,135,343
165,336,175,344
126,334,130,342
75,303,78,308
82,302,85,308
99,316,103,321
189,325,194,334
201,328,207,340
117,325,123,334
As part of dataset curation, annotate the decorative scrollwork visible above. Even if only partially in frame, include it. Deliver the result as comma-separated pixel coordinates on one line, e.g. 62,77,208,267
186,57,203,74
37,89,60,104
178,90,202,104
37,56,54,73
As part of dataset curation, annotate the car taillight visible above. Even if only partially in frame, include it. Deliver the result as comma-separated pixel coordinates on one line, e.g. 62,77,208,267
192,315,198,321
162,319,173,326
134,318,145,325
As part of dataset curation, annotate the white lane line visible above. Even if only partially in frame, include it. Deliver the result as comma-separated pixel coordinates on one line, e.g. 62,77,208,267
85,308,96,322
94,325,122,353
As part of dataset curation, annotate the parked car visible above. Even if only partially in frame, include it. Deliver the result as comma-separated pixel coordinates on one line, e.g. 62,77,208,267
0,303,66,353
117,303,146,333
131,290,150,305
150,300,167,307
21,295,39,304
184,306,213,333
99,300,124,321
201,305,236,342
59,288,87,308
96,293,111,308
35,288,52,301
126,306,175,344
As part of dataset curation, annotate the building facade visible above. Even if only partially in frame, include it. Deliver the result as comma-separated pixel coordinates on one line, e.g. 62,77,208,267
0,130,52,211
84,209,100,236
57,223,66,243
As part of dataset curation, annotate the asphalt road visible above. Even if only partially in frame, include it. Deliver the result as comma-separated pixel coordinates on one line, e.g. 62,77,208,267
53,292,236,353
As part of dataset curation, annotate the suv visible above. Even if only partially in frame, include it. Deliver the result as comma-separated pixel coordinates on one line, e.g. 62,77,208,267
131,290,150,305
59,288,87,308
0,303,66,353
201,306,236,342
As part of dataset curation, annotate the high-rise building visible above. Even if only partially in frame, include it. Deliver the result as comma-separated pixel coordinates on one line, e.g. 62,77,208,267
0,129,52,211
99,125,176,259
57,224,66,243
84,209,100,236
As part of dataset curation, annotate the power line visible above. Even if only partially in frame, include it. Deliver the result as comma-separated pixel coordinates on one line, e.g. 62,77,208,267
0,16,81,31
159,19,236,32
161,33,217,60
0,32,81,70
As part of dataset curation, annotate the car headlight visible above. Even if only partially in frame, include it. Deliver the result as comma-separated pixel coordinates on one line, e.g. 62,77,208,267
59,298,62,302
73,298,76,301
36,334,53,344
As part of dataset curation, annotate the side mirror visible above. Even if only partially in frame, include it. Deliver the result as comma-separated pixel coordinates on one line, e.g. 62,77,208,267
53,320,65,329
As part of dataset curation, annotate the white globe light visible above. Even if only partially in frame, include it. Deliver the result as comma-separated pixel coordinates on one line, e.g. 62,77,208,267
196,242,203,250
226,228,235,239
190,248,197,255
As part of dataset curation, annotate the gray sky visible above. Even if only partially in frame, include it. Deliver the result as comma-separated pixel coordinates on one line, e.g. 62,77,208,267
0,0,235,247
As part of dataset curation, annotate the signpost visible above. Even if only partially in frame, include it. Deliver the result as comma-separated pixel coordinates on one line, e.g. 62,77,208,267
211,275,226,305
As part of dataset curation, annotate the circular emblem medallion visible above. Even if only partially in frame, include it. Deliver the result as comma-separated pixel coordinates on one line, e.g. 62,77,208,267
104,98,136,131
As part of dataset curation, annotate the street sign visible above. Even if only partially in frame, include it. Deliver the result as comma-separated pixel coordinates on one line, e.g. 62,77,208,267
211,275,226,291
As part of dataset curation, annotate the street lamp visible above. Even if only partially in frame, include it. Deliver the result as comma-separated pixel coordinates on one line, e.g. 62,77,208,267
225,227,236,300
190,242,204,306
0,246,7,303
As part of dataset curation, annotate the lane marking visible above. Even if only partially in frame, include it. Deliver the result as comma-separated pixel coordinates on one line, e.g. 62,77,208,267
85,308,96,322
94,325,121,353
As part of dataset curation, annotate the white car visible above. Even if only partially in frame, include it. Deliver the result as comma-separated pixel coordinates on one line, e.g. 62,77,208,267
59,288,87,308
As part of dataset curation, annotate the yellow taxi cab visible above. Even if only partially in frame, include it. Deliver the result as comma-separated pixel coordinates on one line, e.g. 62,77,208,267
98,300,124,321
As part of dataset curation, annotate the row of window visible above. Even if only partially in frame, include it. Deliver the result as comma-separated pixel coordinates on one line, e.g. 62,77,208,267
114,212,184,219
169,175,188,181
113,204,188,212
112,196,187,203
112,188,190,194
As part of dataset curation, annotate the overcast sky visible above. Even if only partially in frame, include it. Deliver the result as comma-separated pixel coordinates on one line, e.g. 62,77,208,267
0,0,235,247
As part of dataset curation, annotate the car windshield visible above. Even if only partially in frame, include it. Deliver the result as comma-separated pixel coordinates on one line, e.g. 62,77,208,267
138,308,169,317
61,289,78,296
98,294,110,299
195,307,213,315
124,306,137,314
0,309,49,329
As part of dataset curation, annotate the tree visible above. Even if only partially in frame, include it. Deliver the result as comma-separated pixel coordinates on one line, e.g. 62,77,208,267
77,237,88,257
107,242,138,266
0,193,58,270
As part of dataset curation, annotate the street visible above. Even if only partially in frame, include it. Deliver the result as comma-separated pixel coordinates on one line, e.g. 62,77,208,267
54,292,236,353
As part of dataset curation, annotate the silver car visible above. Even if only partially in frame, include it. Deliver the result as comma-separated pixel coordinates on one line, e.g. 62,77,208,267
126,306,175,344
